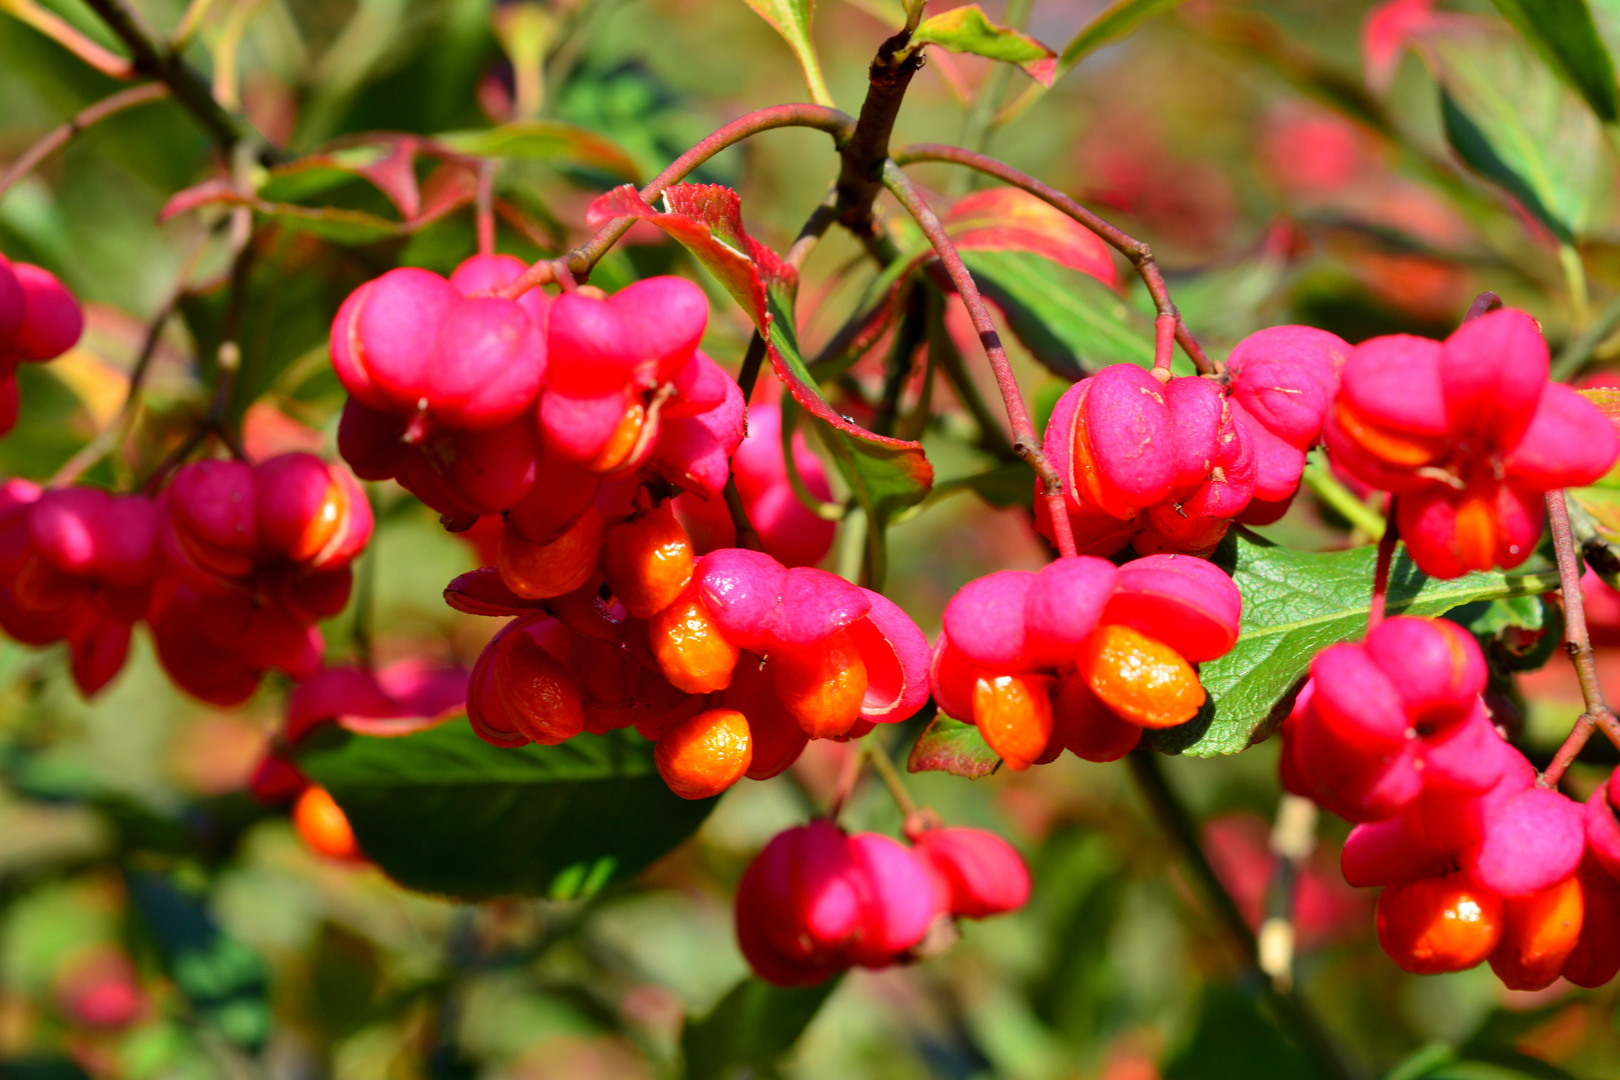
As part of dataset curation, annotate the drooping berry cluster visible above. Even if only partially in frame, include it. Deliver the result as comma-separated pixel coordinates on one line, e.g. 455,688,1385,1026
931,553,1241,768
0,452,372,703
1281,616,1620,987
452,525,931,800
0,481,162,695
1327,308,1619,578
1037,326,1346,556
0,254,83,435
735,819,1028,986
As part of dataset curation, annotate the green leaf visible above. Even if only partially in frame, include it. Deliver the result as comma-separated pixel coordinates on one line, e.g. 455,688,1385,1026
127,872,271,1051
680,976,841,1080
911,5,1058,85
1490,0,1619,124
295,723,718,899
1434,25,1612,241
1163,985,1328,1080
434,122,643,181
1056,0,1189,79
742,0,834,106
929,461,1036,510
1142,531,1561,756
907,713,1001,779
961,250,1168,379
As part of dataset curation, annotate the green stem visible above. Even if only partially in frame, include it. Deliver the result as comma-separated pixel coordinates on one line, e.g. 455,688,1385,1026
1550,291,1620,382
1301,459,1384,540
1560,243,1591,331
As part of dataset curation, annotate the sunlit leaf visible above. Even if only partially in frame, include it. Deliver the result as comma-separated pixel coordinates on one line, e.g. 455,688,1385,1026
1057,0,1188,77
1430,24,1612,241
943,187,1115,286
743,0,835,105
911,4,1058,85
434,121,643,181
961,249,1161,380
908,713,1000,779
1142,531,1561,756
1490,0,1618,124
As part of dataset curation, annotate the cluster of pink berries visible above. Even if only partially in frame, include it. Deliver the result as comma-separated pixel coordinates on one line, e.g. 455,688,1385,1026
1328,308,1618,578
0,452,371,704
1281,616,1620,987
332,256,742,555
0,254,83,435
1037,326,1347,556
930,553,1241,768
451,537,929,799
736,819,1028,986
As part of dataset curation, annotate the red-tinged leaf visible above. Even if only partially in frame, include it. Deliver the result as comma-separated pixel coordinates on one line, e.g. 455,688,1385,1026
433,122,642,183
286,661,468,745
910,4,1059,85
255,139,423,218
158,174,458,245
1362,0,1447,93
158,178,241,223
907,713,1001,779
418,160,480,223
358,138,423,219
587,183,789,327
586,183,933,528
944,187,1116,287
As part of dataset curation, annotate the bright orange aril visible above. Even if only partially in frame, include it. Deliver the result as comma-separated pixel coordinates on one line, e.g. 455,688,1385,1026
1377,875,1504,975
601,502,694,618
648,592,739,694
1078,623,1204,729
769,630,868,739
972,673,1054,771
293,785,364,862
655,708,752,799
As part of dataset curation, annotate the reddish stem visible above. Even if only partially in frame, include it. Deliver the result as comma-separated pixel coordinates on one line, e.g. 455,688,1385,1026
1540,490,1620,787
890,142,1215,376
7,0,136,79
475,160,496,257
499,104,855,299
881,160,1078,558
1367,496,1399,631
0,83,168,201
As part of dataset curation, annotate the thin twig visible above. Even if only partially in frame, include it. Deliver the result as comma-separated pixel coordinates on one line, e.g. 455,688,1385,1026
1259,794,1317,994
0,83,168,202
1301,459,1385,540
1367,497,1399,631
1,0,136,78
1551,291,1620,382
476,160,497,257
1541,491,1620,787
881,159,1078,558
79,0,268,159
890,142,1214,376
863,739,918,817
